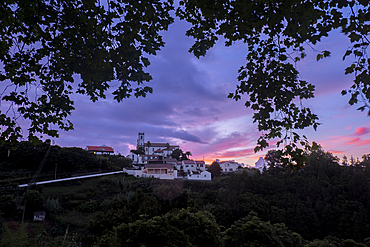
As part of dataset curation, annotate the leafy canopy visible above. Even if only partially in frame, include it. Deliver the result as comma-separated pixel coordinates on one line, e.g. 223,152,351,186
1,0,370,168
177,0,370,168
0,0,174,142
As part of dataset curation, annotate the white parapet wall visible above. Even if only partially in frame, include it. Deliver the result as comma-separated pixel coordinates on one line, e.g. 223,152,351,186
186,171,212,181
123,168,143,177
123,168,177,180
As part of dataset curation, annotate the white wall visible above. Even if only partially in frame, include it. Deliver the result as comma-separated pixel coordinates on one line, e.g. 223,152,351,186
220,162,240,172
186,171,212,181
123,168,177,180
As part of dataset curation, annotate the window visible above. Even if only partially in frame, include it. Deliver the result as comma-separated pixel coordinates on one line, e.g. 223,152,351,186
229,168,232,171
204,175,206,177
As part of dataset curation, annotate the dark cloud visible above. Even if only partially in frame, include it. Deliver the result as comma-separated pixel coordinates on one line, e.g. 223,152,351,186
21,16,370,165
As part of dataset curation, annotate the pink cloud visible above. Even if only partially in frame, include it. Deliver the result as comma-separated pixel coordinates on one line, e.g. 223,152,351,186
338,136,370,148
214,148,255,159
355,139,370,147
345,124,353,130
181,130,259,163
354,127,370,136
344,137,361,146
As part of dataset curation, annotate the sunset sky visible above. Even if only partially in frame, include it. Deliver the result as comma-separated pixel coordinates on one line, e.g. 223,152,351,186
50,17,370,167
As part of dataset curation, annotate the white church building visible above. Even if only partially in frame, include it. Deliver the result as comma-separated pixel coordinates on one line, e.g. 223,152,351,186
127,132,180,165
125,133,211,181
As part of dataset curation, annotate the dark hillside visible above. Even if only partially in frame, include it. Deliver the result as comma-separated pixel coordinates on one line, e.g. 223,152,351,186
2,147,370,246
0,141,132,185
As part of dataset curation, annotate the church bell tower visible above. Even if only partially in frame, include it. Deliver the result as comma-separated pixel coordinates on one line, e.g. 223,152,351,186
137,132,145,151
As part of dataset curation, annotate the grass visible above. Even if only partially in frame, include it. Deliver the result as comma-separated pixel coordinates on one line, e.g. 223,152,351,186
42,173,133,198
15,174,139,243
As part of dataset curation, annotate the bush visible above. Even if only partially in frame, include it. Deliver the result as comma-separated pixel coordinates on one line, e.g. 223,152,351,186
0,222,29,247
44,197,63,215
77,200,99,212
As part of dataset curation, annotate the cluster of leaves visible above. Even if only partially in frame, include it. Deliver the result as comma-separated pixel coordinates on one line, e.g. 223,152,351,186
96,208,221,247
171,148,192,161
176,0,370,163
1,1,370,169
0,0,174,142
0,222,29,247
44,197,63,214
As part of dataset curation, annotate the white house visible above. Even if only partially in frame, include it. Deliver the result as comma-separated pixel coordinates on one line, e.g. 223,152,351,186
175,160,206,173
219,160,241,173
126,153,152,165
143,163,177,179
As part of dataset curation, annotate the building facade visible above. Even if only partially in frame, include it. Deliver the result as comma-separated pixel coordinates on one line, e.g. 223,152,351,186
86,145,114,155
219,161,241,172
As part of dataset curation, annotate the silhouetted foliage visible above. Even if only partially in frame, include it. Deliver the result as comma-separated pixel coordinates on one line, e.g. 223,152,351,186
96,208,221,247
207,161,221,178
0,141,132,183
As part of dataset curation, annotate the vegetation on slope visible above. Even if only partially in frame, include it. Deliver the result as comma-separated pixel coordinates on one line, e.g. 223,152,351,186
2,143,370,246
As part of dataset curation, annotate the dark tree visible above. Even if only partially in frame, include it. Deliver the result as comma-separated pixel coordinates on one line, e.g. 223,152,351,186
176,0,370,167
171,149,183,161
0,0,174,142
96,208,221,247
2,0,370,168
207,161,221,179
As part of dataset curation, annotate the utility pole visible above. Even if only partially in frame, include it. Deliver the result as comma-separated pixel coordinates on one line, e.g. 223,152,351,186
55,163,57,180
22,141,52,224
